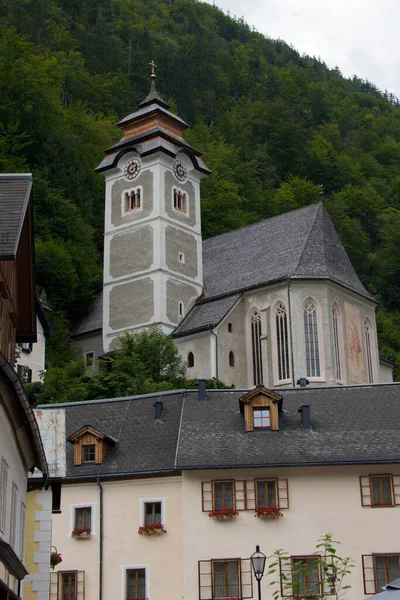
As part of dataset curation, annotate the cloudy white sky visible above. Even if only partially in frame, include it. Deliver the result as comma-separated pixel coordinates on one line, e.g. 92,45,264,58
205,0,400,98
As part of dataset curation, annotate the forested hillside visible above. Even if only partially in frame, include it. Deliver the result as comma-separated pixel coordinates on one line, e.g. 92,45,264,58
1,0,400,372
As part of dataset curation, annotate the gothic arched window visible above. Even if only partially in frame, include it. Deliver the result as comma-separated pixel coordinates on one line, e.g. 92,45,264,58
251,311,263,386
276,302,290,381
303,299,321,378
187,352,194,368
332,302,343,382
364,317,374,383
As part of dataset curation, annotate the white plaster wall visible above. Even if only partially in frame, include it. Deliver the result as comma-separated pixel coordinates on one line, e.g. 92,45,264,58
51,477,183,600
380,361,394,383
32,409,66,479
16,318,46,383
0,404,28,557
182,465,400,600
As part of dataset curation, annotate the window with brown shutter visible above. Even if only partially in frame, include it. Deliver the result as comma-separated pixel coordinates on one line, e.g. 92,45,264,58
199,559,253,600
202,478,289,512
362,554,400,594
360,475,400,507
49,571,85,600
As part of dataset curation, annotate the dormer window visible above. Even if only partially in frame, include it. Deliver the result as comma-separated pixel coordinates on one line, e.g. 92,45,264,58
68,426,117,467
239,385,282,432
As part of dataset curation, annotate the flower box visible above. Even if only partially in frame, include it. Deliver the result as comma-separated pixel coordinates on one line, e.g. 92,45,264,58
138,523,167,536
72,527,92,538
254,507,283,520
208,508,239,520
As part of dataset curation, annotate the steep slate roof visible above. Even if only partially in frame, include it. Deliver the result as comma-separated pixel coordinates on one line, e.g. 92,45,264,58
39,383,400,479
174,293,241,337
63,392,184,478
0,174,32,259
72,291,103,336
175,202,373,336
202,202,370,299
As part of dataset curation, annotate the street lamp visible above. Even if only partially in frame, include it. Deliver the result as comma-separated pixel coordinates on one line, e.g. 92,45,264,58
251,545,267,600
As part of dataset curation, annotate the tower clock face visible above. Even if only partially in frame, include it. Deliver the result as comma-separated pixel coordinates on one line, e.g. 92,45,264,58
124,158,141,180
173,159,187,182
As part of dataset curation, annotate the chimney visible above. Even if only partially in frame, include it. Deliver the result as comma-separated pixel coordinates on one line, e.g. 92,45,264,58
297,377,309,388
298,405,312,430
154,399,163,421
196,379,207,402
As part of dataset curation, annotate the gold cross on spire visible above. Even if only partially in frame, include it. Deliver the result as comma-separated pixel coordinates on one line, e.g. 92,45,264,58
149,60,157,79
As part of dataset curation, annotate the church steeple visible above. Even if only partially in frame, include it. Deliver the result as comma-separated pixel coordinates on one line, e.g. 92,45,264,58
96,64,210,353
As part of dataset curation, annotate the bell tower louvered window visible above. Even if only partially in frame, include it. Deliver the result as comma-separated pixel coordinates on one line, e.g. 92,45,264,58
251,311,263,385
276,302,290,381
303,299,320,378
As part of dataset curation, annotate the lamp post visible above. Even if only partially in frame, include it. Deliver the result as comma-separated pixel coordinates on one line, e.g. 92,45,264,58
251,545,267,600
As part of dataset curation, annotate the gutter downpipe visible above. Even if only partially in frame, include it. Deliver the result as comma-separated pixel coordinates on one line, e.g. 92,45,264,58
210,328,218,380
287,279,296,387
96,475,104,600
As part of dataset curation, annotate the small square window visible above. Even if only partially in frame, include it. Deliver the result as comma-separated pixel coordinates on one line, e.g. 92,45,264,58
126,568,146,600
75,507,91,531
82,444,96,463
144,501,162,525
253,407,270,429
370,475,394,507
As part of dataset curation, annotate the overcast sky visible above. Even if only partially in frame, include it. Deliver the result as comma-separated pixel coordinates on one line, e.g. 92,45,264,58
204,0,400,98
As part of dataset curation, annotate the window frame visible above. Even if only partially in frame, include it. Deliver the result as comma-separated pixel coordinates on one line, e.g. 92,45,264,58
250,310,263,386
82,444,96,463
10,482,18,549
228,351,235,368
331,301,345,384
364,317,375,383
187,352,195,368
212,480,235,511
198,558,253,600
273,301,291,384
253,407,271,430
370,475,395,507
60,571,77,600
255,478,278,509
0,458,9,533
302,297,325,381
140,498,165,527
373,554,400,593
289,555,322,598
70,503,96,535
122,186,143,215
121,564,149,600
211,559,241,600
74,506,92,530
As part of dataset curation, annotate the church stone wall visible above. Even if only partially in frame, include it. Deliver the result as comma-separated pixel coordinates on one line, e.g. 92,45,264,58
74,333,104,361
166,279,198,325
111,170,153,227
176,333,213,380
164,171,196,227
109,278,154,330
165,225,198,279
216,298,247,387
110,225,153,278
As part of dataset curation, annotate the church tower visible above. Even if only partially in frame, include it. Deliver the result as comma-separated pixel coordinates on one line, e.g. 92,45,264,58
95,66,210,352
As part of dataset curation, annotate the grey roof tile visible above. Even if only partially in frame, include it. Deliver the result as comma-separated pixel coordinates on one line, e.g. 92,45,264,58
174,294,241,337
175,384,400,469
64,393,184,478
72,292,102,336
201,203,371,300
0,174,32,259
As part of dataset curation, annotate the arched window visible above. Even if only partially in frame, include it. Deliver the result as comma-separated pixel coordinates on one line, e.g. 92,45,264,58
187,352,194,368
303,299,320,378
364,318,374,383
125,188,141,211
251,311,263,385
332,302,342,382
173,188,187,213
275,302,290,381
229,351,235,367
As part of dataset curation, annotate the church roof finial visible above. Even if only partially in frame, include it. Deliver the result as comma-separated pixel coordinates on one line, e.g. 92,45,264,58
138,60,169,109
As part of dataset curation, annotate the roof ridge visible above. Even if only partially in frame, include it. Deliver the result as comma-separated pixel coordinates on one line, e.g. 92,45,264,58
292,201,322,276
